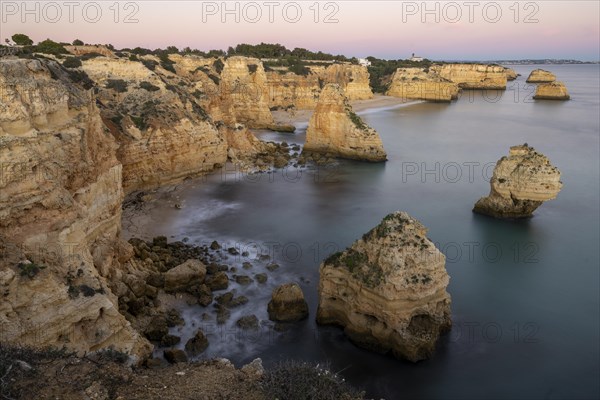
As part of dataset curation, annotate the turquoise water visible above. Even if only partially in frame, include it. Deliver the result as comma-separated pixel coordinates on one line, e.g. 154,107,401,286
132,64,599,399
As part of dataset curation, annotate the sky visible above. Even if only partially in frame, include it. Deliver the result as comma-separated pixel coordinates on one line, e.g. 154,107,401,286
0,0,598,61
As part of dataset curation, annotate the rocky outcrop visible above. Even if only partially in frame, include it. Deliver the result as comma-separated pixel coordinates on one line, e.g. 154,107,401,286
303,84,387,162
164,259,206,292
430,63,508,89
267,283,309,322
317,212,451,362
473,144,563,218
533,81,570,100
266,63,372,110
65,45,116,58
386,67,459,102
504,67,518,81
80,56,228,192
526,69,556,83
0,58,151,361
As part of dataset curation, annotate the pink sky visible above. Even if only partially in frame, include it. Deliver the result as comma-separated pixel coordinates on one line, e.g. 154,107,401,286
1,1,598,60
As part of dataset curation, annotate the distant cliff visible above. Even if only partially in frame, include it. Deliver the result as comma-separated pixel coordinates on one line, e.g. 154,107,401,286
430,63,508,90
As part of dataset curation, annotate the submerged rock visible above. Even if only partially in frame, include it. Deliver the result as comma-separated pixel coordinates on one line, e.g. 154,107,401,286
317,212,451,362
185,330,209,355
534,82,570,100
267,283,309,322
473,144,562,218
303,84,387,162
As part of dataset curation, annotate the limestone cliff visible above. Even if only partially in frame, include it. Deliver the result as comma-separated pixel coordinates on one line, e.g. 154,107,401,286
533,81,570,100
317,212,451,362
266,64,373,110
526,69,556,83
218,56,275,128
430,63,508,89
473,144,562,218
386,67,459,102
80,56,228,192
0,59,151,360
303,84,386,162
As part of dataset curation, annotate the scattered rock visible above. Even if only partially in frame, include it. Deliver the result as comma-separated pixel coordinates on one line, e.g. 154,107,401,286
234,275,253,285
266,263,279,272
160,334,181,347
242,262,253,269
165,308,185,327
206,271,229,291
164,259,207,292
210,241,221,250
144,316,169,341
255,273,267,284
236,315,259,329
185,330,209,356
526,69,556,83
241,358,264,380
267,283,309,322
164,349,188,364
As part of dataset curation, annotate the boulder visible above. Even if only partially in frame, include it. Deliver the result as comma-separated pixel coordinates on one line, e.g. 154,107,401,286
185,330,209,355
164,349,188,364
267,283,309,322
164,259,206,292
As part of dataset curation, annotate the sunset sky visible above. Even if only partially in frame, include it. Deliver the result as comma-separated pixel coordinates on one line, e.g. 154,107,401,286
1,1,598,60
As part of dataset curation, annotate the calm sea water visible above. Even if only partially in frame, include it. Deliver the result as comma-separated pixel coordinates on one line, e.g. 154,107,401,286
129,64,599,399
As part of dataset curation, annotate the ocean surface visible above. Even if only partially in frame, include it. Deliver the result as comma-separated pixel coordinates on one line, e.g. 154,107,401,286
126,64,600,399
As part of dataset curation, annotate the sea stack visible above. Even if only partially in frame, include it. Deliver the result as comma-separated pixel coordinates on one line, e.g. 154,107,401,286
533,82,570,100
317,212,451,362
303,84,387,162
473,144,563,218
526,69,556,83
386,67,459,102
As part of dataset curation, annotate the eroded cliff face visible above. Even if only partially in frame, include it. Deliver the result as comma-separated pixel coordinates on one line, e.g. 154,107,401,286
317,212,451,362
504,67,518,81
80,57,228,192
266,64,373,110
0,59,151,361
473,144,563,218
304,84,386,162
386,67,459,102
533,81,570,100
526,69,556,83
430,63,508,89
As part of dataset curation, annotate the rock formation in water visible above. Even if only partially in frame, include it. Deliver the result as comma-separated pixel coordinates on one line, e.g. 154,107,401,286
303,84,387,162
473,144,563,218
533,81,570,100
386,67,459,102
0,58,152,361
430,63,508,89
526,69,556,83
316,212,451,362
504,67,518,81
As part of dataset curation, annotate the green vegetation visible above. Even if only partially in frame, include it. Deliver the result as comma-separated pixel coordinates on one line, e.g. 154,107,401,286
131,115,147,131
62,57,82,69
213,59,224,74
141,59,158,71
17,262,46,279
105,79,128,93
366,57,432,93
34,39,68,55
139,81,160,91
228,42,352,62
261,360,364,400
72,39,84,46
247,64,258,73
11,33,33,46
158,52,176,73
66,69,94,90
79,52,103,61
347,109,367,130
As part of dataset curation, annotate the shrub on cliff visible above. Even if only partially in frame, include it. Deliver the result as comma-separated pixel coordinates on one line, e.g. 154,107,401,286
33,39,68,55
72,39,84,46
62,57,82,69
261,361,364,400
106,79,128,93
213,59,224,74
139,81,160,92
141,59,159,71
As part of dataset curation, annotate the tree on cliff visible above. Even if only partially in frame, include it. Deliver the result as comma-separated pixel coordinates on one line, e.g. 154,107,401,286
11,34,33,46
72,39,84,46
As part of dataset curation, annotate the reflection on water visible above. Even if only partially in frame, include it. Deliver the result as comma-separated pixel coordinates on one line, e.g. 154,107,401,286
127,65,599,399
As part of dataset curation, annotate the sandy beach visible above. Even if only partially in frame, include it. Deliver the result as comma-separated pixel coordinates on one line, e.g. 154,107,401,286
272,94,420,126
